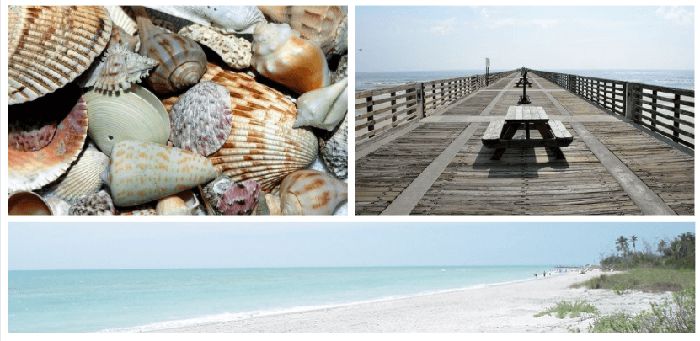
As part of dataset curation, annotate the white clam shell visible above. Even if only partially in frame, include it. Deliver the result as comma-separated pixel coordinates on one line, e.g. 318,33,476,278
294,78,348,131
147,6,266,34
51,144,110,203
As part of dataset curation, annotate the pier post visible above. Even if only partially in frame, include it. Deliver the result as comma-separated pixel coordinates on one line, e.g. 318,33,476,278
417,83,425,119
625,83,638,122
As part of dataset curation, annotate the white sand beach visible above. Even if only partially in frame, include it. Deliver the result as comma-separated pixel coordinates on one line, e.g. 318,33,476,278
154,269,670,333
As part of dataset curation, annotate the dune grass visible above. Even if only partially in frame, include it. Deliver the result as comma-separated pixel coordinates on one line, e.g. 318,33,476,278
535,300,598,319
571,268,694,294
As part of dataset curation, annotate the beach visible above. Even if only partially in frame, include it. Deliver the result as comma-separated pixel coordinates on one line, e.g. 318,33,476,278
154,269,670,333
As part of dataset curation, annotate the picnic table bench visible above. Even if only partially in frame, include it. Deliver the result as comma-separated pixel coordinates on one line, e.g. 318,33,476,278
482,106,573,160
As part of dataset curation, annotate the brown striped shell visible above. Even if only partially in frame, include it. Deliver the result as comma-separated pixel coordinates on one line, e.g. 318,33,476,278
258,6,347,56
202,65,318,191
278,169,347,215
137,16,207,94
8,6,112,105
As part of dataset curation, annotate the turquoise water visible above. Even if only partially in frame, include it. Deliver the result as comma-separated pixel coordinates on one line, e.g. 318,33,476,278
9,266,552,332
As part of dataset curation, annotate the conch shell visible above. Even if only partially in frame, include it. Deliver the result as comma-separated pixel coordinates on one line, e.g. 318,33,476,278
80,43,158,92
277,170,347,215
146,6,266,34
294,78,348,131
8,6,112,104
252,22,330,94
107,140,218,206
259,6,347,56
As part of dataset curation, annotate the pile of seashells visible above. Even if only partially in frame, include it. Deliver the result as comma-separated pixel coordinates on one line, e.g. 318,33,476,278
7,6,348,216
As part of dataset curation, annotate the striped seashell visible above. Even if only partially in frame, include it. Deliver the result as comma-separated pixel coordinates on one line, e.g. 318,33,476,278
8,192,53,215
69,190,115,216
294,78,348,131
109,24,140,52
259,6,347,56
319,115,348,179
202,65,318,191
106,6,137,36
52,144,110,204
137,15,207,94
178,24,252,70
80,43,158,92
146,6,265,34
84,85,170,156
252,22,330,94
8,6,112,105
107,141,219,206
170,81,233,156
9,96,89,193
156,190,201,215
278,169,347,215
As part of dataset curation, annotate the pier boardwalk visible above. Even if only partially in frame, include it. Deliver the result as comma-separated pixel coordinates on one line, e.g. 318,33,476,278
355,71,694,215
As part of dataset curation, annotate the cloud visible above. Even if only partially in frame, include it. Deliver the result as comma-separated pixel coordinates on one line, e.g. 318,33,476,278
656,6,693,26
479,8,559,29
429,18,457,35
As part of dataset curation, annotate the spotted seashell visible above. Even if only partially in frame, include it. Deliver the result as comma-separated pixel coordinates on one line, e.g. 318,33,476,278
107,141,219,206
278,170,347,215
202,176,260,215
146,6,265,34
80,43,158,92
170,81,232,156
252,22,330,94
156,190,201,215
202,65,318,191
319,115,348,179
8,121,57,152
8,6,112,105
294,78,348,131
137,16,207,94
178,24,252,69
8,192,53,215
84,85,170,156
68,190,115,216
119,208,157,216
51,144,110,204
259,6,347,56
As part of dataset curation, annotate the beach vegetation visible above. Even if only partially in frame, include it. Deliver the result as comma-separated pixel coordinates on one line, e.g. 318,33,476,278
572,267,694,293
600,232,694,270
535,300,598,319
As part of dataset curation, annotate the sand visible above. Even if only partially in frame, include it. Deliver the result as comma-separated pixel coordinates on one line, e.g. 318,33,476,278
153,270,671,333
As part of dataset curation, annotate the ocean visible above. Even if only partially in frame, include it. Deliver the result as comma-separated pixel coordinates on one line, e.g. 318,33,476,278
356,69,694,91
9,265,553,332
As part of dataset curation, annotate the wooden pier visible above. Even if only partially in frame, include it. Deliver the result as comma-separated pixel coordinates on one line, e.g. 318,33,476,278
355,71,694,215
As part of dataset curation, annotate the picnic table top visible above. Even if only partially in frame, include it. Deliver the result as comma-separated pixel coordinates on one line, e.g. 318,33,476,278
505,106,548,122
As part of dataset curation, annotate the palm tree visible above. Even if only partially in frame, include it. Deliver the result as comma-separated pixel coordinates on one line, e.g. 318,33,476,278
616,236,629,257
631,235,638,254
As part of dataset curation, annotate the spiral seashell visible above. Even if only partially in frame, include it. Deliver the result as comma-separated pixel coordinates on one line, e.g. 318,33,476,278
156,190,201,215
84,85,170,156
9,95,89,193
8,192,54,215
106,6,137,36
8,6,112,105
69,190,115,216
319,115,348,179
80,43,158,92
107,140,219,206
252,22,330,94
51,144,110,203
294,78,348,131
202,176,260,215
170,81,233,156
137,15,207,94
146,6,266,34
178,24,252,70
202,65,318,191
259,6,347,56
277,170,347,215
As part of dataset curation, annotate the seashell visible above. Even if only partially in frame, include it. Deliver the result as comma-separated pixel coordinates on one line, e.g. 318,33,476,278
256,193,282,215
106,6,137,36
252,22,330,94
156,190,200,215
136,15,207,94
146,6,265,34
178,24,252,69
202,65,318,191
331,55,347,84
319,115,348,179
120,208,157,216
80,43,158,92
259,6,347,56
68,190,115,216
8,192,53,215
84,85,170,156
9,96,89,193
51,144,110,203
202,177,260,215
8,6,112,105
278,170,347,215
109,25,140,52
107,140,219,206
170,81,233,156
294,78,348,131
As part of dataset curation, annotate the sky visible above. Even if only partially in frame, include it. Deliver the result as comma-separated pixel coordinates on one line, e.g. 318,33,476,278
8,222,694,270
356,6,694,72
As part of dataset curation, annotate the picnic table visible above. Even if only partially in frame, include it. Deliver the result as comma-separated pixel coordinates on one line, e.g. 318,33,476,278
482,106,573,160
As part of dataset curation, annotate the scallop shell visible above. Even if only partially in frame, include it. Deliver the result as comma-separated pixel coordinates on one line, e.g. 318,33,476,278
51,144,110,203
319,115,348,179
137,15,207,94
202,65,318,191
8,6,112,105
278,170,347,215
146,6,265,34
84,85,170,156
294,78,348,131
259,6,347,56
252,22,330,94
8,192,53,215
156,190,201,215
170,81,233,156
68,190,115,216
107,141,219,206
9,96,89,193
178,24,252,69
106,6,137,36
80,43,158,92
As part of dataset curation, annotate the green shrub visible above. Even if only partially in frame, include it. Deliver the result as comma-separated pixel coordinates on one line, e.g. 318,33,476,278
535,300,598,319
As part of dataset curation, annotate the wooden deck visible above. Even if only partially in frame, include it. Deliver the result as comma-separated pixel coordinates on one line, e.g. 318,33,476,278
356,73,694,215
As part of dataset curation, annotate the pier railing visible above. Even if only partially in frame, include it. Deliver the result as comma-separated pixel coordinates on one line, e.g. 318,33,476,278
534,70,695,148
355,71,514,145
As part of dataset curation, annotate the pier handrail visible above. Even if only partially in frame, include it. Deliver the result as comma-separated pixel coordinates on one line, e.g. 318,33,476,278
532,70,695,149
355,70,515,145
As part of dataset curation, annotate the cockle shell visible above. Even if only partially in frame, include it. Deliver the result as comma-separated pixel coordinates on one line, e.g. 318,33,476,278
8,192,53,215
252,22,330,94
68,190,115,216
106,6,137,36
294,78,348,131
107,141,218,206
9,96,89,193
319,115,348,179
278,170,347,215
202,176,260,215
51,144,110,203
170,81,233,156
178,24,252,69
137,16,207,94
259,6,347,56
80,43,158,92
156,190,201,215
202,65,318,191
146,6,266,34
8,6,112,105
84,85,170,156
